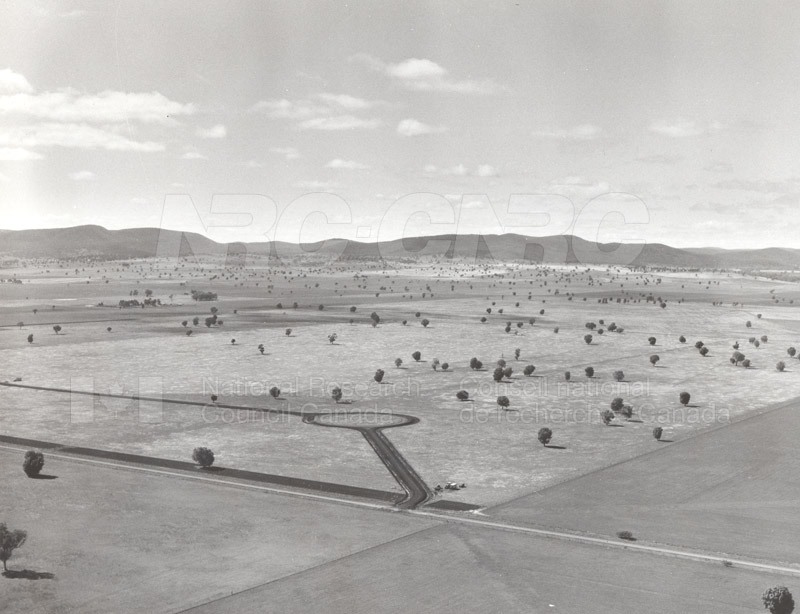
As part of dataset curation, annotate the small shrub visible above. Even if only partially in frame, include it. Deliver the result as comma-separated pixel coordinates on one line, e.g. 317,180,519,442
616,531,635,541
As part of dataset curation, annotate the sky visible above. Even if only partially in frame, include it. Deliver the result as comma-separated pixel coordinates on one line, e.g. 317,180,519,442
1,0,799,249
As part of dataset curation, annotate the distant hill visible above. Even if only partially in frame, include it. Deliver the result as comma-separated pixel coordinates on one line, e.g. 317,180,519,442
1,225,799,269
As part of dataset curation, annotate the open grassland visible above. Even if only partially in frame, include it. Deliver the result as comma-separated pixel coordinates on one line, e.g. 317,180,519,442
491,395,800,565
0,448,436,614
3,263,800,506
186,522,797,614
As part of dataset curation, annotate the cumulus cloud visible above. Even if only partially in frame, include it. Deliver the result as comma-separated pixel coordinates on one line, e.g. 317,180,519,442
0,147,43,160
252,95,382,130
649,119,723,138
326,158,369,170
0,69,33,94
397,118,445,137
195,124,227,138
181,151,207,160
533,124,602,140
68,170,95,181
269,147,300,160
0,88,195,124
476,164,498,177
294,179,339,190
0,123,164,152
352,54,500,94
298,115,381,131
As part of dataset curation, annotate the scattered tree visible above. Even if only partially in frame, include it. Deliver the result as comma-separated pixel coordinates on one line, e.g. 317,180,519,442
192,447,215,469
762,586,795,614
652,426,663,441
496,395,510,410
52,325,62,335
537,427,553,446
26,334,33,344
648,336,656,346
421,318,430,328
523,365,536,376
613,370,624,382
412,351,421,362
395,358,403,368
584,334,593,344
585,366,594,378
611,397,624,412
777,361,786,372
456,390,469,401
679,391,691,406
0,523,27,572
22,451,44,477
328,333,337,344
269,386,280,399
650,354,660,366
374,369,385,383
600,409,614,425
331,387,343,403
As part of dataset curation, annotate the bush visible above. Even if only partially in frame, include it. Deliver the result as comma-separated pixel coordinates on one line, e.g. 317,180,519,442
22,451,44,477
374,369,385,383
620,404,633,420
192,447,215,468
648,336,656,346
456,390,469,401
699,346,709,357
611,397,624,412
585,366,594,378
26,334,33,344
395,358,403,368
679,391,691,406
788,347,797,358
469,357,483,370
553,327,559,333
777,361,786,372
441,362,449,371
412,351,421,362
584,334,593,344
679,335,686,343
493,367,505,382
649,354,660,366
564,371,571,381
762,586,795,614
537,427,553,446
331,387,343,403
652,426,663,440
523,365,536,376
616,531,635,541
613,370,624,382
421,319,430,328
600,410,614,425
270,386,281,399
496,395,510,409
743,359,751,368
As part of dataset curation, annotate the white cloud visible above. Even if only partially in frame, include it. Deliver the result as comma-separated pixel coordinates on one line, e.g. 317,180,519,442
269,147,300,160
316,93,376,110
533,124,603,140
68,170,95,181
423,164,469,176
130,197,150,205
0,147,43,160
476,164,498,177
649,119,723,138
397,118,445,137
0,89,195,124
195,124,227,138
181,151,207,160
0,123,164,152
0,69,33,94
326,158,369,170
251,98,328,119
298,115,381,131
353,54,500,95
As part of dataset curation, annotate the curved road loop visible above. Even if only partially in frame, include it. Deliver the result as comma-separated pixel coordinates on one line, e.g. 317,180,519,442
0,381,431,508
